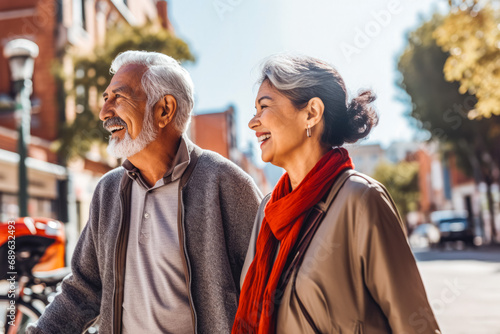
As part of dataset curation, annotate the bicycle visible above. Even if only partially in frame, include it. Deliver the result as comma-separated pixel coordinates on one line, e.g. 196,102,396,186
0,217,69,334
0,267,72,334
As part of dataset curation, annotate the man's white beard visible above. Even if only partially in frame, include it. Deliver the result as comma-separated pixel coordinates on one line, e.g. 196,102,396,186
106,111,158,159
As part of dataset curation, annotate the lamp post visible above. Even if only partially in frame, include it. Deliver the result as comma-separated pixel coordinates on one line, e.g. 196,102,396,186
3,39,39,217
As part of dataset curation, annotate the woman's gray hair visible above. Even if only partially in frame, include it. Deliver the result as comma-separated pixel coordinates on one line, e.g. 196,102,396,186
260,54,336,92
259,53,378,146
110,50,194,133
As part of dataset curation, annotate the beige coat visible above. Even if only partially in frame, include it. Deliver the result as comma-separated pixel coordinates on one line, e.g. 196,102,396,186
241,170,441,334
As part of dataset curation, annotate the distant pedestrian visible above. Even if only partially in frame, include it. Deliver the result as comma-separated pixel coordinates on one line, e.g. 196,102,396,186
233,53,441,334
28,50,262,334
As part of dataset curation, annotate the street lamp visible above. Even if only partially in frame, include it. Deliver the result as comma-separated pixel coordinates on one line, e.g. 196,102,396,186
3,39,39,217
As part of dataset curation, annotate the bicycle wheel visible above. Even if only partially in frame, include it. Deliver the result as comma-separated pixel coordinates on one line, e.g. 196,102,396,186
0,295,41,334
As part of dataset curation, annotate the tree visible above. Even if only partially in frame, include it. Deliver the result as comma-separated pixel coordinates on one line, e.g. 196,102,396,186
53,22,194,161
434,0,500,117
373,161,420,228
397,13,500,242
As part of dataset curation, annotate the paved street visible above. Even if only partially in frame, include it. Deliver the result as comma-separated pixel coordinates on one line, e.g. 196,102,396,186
414,246,500,334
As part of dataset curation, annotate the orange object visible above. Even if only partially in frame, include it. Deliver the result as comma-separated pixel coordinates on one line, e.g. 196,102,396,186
0,217,66,274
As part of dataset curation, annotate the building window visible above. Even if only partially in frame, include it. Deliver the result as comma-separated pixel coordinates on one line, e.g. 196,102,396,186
0,192,58,221
0,193,19,221
81,0,87,30
57,0,63,23
73,0,87,31
28,197,57,219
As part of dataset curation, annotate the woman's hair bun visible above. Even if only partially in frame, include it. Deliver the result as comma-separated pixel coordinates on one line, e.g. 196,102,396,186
343,90,379,144
258,53,379,146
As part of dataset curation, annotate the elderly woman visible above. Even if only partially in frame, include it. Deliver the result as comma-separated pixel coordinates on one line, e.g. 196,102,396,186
233,54,441,334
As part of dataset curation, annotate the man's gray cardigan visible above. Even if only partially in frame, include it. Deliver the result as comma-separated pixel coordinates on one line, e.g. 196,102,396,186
27,139,263,334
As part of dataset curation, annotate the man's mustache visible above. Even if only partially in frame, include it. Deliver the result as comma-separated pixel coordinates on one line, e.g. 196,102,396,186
103,117,127,130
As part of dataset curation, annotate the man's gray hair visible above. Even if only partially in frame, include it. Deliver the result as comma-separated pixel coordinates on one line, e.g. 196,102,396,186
110,50,194,133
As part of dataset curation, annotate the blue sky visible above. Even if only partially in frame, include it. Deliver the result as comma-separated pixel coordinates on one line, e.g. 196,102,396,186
169,0,448,154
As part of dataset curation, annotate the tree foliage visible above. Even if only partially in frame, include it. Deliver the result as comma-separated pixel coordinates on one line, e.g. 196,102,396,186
54,22,194,161
397,13,500,241
373,161,420,222
434,0,500,117
397,14,500,177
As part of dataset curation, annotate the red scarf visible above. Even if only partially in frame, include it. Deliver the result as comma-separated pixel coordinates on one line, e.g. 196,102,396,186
232,148,354,334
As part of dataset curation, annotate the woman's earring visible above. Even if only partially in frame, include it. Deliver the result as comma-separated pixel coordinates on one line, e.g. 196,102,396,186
306,124,311,138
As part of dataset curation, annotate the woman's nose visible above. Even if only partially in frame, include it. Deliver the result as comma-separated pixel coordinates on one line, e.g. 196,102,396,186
248,114,260,130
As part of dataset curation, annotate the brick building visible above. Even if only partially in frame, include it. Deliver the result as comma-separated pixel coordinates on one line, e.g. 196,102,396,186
346,143,386,176
190,106,271,194
0,0,270,243
408,145,450,215
0,0,172,238
190,106,237,161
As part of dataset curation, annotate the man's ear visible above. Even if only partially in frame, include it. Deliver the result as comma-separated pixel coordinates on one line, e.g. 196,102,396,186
156,95,177,128
306,97,325,127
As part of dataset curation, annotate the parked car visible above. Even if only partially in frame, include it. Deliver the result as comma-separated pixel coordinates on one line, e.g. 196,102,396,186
430,210,475,246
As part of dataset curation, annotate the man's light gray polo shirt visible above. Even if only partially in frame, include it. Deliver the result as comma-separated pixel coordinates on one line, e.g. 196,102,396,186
121,137,194,334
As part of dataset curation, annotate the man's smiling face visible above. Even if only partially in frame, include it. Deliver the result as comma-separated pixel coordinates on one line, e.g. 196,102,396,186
99,64,157,159
100,64,148,140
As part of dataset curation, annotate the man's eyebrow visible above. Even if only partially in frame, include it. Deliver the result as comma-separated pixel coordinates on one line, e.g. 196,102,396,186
113,86,134,96
102,86,134,98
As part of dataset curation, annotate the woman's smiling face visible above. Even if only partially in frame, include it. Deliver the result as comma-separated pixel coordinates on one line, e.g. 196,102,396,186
249,80,309,167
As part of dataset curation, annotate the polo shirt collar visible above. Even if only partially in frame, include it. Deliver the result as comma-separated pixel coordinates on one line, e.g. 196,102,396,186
122,134,191,186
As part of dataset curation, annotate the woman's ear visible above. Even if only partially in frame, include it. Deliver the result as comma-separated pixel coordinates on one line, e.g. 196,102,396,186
306,97,325,127
156,95,178,128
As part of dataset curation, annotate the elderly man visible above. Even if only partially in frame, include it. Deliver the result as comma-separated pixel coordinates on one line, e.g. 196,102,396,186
27,51,262,334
